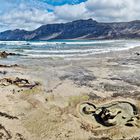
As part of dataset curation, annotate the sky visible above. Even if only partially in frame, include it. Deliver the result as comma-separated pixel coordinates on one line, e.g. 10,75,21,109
0,0,140,32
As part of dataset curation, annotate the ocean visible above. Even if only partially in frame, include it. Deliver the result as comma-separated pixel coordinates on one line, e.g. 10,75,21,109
0,40,140,59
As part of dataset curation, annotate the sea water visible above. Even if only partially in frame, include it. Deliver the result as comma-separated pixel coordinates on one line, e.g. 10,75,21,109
0,40,140,59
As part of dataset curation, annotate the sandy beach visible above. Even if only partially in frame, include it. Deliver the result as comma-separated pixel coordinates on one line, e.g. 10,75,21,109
0,46,140,140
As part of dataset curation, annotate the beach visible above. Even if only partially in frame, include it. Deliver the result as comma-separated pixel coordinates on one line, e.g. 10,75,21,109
0,41,140,140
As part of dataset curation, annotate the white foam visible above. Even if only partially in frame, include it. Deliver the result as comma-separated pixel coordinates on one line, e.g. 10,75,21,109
1,40,140,59
0,40,140,47
26,44,140,58
0,41,27,46
23,49,102,54
0,40,121,46
24,48,116,58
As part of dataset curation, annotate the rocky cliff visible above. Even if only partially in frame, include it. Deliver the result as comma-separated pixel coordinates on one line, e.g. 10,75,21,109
0,19,140,40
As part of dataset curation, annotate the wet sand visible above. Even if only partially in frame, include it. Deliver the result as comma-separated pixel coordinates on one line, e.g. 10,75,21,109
0,46,140,140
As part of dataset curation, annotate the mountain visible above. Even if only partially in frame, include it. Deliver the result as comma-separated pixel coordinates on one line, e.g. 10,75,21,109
0,19,140,40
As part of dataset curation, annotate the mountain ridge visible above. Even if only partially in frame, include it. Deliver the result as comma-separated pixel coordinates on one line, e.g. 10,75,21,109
0,19,140,40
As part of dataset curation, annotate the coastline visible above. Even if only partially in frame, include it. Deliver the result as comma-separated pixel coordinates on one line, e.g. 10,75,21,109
0,45,140,139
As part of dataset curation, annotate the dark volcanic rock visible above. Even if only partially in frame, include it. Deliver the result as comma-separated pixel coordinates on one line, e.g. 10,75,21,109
1,19,140,40
0,51,19,58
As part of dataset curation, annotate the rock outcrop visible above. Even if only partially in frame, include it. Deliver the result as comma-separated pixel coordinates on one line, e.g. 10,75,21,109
0,51,17,58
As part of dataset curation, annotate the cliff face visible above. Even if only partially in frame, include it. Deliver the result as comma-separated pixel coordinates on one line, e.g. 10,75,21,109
0,19,140,40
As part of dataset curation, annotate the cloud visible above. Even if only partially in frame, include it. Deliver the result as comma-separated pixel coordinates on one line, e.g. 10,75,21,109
54,0,140,22
0,0,140,31
85,0,140,22
0,3,56,31
54,3,89,21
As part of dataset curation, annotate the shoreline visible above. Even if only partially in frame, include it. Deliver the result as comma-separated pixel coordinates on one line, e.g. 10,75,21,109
0,45,140,139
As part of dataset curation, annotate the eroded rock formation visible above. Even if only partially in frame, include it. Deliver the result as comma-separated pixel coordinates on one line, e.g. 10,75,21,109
78,101,140,127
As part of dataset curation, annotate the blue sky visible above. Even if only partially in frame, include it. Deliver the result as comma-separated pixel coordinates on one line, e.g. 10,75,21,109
40,0,86,5
0,0,140,32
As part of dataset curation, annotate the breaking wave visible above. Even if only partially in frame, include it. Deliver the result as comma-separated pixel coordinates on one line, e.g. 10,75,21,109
0,40,140,58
